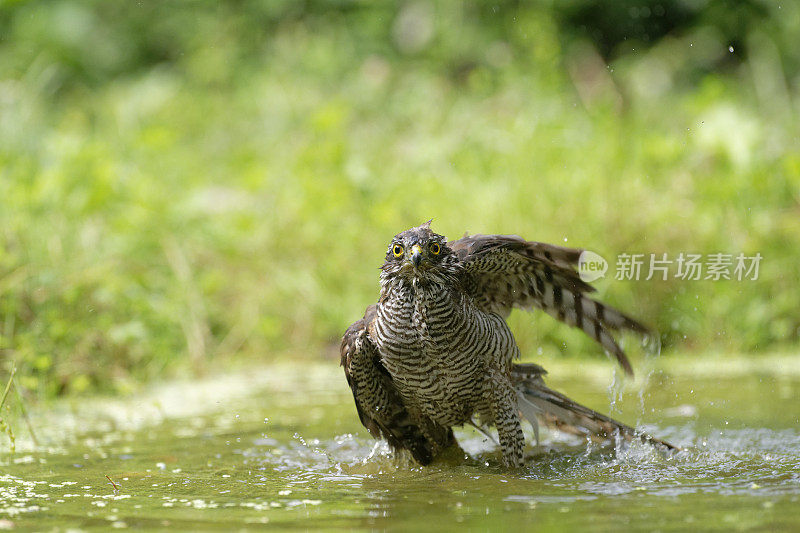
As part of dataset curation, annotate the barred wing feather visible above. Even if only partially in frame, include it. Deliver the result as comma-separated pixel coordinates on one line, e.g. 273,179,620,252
449,234,650,376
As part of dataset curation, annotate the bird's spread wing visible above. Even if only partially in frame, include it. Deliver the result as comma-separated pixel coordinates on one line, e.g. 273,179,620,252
340,305,453,464
449,234,650,375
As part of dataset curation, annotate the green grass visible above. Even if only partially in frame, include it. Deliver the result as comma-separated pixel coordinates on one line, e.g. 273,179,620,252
0,2,799,397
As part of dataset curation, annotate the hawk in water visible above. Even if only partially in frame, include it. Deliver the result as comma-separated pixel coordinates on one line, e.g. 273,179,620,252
341,221,674,467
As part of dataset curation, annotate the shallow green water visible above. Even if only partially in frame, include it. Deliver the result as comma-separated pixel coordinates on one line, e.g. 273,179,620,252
2,356,799,531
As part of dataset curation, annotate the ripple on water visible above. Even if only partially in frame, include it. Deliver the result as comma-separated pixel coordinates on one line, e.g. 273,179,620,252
2,362,800,529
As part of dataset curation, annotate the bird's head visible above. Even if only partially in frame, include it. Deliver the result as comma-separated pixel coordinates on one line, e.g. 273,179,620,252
380,220,457,282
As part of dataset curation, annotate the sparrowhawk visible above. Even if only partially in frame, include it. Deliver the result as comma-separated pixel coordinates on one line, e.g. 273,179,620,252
341,221,674,468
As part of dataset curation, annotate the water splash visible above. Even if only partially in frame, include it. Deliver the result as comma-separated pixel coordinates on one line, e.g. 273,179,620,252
2,362,799,529
607,367,624,414
636,332,663,420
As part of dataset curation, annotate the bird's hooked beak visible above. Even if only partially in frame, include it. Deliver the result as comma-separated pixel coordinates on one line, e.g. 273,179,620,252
410,244,422,268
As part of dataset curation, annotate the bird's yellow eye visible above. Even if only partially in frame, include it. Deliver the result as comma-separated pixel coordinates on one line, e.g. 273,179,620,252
392,244,404,258
430,242,440,255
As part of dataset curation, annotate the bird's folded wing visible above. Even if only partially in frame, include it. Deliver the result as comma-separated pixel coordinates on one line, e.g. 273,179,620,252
340,305,450,464
449,234,650,375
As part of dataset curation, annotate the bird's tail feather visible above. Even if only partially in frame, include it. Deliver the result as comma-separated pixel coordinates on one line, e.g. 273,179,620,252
512,364,677,451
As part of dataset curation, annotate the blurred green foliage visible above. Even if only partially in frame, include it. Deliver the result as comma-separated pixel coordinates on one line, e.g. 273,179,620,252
0,1,798,397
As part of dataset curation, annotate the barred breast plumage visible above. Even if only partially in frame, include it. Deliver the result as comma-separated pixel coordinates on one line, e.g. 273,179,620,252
341,221,676,468
372,273,518,428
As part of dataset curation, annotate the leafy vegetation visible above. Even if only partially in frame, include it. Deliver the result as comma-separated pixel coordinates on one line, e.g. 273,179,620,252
0,1,798,397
